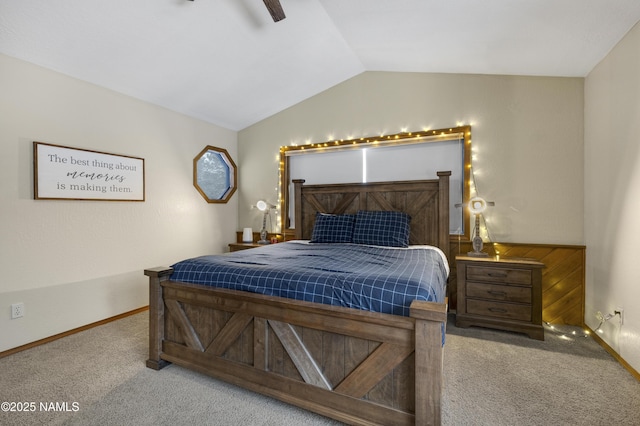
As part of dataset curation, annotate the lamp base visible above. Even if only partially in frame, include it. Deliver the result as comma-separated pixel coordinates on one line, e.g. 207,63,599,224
258,225,269,244
469,233,488,257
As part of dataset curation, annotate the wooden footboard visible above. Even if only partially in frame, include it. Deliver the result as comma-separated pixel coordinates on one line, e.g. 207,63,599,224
145,267,447,426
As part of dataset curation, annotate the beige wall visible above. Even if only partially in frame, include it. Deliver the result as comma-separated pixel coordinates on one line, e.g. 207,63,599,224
0,54,237,352
585,22,640,372
238,72,584,246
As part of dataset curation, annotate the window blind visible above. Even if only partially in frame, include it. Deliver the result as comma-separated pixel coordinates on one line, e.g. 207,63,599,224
286,135,464,234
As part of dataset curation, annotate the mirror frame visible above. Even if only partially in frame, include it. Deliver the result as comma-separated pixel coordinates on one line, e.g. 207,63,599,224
279,125,472,241
193,145,237,203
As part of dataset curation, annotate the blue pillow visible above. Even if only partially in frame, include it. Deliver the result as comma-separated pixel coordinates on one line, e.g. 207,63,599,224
353,210,411,247
310,213,355,243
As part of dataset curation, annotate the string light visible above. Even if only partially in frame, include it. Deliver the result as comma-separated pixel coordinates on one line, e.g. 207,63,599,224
544,322,590,339
278,125,472,236
279,126,470,155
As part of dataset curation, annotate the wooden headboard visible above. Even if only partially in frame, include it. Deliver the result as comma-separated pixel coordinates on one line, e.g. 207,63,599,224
292,171,450,255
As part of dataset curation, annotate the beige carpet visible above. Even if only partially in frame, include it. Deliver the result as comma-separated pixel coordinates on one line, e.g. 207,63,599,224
1,311,638,425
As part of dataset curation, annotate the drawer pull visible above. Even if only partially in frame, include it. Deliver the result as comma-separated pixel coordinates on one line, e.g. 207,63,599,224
488,272,507,278
488,307,508,313
488,290,507,297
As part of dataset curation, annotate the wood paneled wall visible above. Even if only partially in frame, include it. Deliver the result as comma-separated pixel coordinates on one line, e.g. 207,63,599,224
448,241,585,326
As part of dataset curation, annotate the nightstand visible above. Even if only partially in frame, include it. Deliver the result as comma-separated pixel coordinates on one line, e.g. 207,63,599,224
231,231,283,252
455,255,544,340
228,242,264,252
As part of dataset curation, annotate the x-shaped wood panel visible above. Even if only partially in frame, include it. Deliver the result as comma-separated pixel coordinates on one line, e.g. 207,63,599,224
166,299,414,398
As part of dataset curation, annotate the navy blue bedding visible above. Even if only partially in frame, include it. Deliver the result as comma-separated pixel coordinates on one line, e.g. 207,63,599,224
170,241,449,317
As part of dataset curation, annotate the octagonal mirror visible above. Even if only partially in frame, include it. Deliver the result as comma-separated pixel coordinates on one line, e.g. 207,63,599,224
193,146,237,203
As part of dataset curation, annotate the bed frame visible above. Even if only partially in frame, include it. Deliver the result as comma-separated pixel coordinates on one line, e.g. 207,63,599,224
145,171,450,426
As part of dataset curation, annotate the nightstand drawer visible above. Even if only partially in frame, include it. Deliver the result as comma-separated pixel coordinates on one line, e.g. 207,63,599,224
467,299,531,322
466,266,532,285
466,281,532,304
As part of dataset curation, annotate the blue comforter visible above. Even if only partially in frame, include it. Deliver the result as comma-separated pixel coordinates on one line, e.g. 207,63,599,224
170,241,449,317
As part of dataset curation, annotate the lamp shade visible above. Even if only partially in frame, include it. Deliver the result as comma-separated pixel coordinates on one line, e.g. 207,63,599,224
468,197,487,214
256,200,268,211
256,200,276,212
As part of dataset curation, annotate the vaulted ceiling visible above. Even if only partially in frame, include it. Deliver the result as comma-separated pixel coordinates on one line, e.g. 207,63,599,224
2,0,640,130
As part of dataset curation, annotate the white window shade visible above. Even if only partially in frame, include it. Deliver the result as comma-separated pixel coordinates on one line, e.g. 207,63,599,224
364,140,463,234
286,136,464,234
289,149,362,184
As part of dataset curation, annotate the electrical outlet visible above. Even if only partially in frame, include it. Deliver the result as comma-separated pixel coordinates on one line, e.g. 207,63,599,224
615,307,624,325
11,302,24,319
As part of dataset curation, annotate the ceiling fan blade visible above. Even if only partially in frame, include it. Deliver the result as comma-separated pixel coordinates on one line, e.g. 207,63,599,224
263,0,286,22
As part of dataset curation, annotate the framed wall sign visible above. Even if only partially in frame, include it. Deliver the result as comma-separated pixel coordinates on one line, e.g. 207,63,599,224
33,142,145,201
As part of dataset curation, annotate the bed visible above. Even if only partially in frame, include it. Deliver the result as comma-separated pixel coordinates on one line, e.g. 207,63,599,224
145,171,451,426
